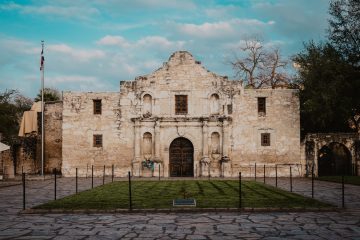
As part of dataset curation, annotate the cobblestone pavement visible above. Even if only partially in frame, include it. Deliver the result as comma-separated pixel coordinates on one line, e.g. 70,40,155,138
0,177,359,239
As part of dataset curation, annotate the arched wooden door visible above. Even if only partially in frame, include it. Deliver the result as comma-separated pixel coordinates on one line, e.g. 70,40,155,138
169,137,194,177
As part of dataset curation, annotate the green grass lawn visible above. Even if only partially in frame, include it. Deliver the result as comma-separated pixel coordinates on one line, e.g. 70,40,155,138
316,176,360,186
34,180,331,210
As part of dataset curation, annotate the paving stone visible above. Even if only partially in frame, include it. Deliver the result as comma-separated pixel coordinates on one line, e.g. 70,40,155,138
0,178,360,239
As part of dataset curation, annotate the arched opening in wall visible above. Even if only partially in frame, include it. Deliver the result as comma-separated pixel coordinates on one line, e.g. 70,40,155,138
143,132,152,160
210,132,221,160
143,94,152,117
210,93,220,115
318,142,352,176
169,137,194,177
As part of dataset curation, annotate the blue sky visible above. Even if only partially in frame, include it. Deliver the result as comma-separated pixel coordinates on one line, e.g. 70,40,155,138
0,0,330,98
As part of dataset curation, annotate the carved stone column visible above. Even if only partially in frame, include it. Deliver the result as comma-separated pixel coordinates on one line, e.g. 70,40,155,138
313,140,318,177
133,119,142,176
221,119,231,177
201,119,210,177
154,120,161,163
222,119,229,157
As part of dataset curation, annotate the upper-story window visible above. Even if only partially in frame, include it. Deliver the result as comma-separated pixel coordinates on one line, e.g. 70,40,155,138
210,93,220,115
143,94,152,117
257,97,266,116
93,99,102,115
175,95,187,115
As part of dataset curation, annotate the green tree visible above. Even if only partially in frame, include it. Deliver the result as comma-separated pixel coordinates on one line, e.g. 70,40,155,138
328,0,360,66
0,90,33,144
293,42,358,135
34,88,61,102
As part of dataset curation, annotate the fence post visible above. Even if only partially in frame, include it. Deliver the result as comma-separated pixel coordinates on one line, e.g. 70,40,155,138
76,168,78,194
91,165,94,189
311,165,314,198
208,165,210,180
342,175,345,208
239,172,242,209
128,171,132,210
103,165,105,185
22,172,25,210
275,165,278,187
159,164,161,181
263,164,266,184
54,168,57,200
255,163,257,181
112,164,114,182
290,166,292,192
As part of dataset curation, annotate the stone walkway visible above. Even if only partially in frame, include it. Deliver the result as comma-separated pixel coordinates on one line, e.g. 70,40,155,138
0,176,359,239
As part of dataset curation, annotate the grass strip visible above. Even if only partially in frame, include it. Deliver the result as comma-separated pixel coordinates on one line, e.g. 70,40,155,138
34,180,332,210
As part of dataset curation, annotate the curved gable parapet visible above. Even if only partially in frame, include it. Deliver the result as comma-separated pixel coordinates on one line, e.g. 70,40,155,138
120,51,243,99
131,51,232,89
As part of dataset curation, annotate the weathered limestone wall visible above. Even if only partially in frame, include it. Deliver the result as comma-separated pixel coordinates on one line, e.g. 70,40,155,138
62,92,133,177
44,101,63,173
62,51,301,177
232,89,301,177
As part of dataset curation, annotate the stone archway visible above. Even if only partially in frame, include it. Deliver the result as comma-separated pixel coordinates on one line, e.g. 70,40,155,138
169,137,194,177
318,142,352,176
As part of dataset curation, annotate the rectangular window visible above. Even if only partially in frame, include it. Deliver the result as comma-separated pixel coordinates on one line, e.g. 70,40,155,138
258,97,266,115
261,133,270,146
93,134,103,147
227,104,233,114
93,99,102,114
175,95,188,114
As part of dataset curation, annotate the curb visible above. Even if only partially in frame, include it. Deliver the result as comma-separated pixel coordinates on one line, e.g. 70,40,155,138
20,207,339,215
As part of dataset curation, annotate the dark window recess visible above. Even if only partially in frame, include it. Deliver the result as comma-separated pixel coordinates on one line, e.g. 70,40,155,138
93,134,103,147
261,133,270,146
175,95,188,114
227,104,233,114
258,97,266,115
93,100,102,114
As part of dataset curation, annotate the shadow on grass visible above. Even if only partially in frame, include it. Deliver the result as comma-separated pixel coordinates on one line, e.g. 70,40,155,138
34,180,332,210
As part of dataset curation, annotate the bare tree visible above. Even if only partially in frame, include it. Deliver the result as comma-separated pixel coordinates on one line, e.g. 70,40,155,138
230,38,290,88
264,48,290,88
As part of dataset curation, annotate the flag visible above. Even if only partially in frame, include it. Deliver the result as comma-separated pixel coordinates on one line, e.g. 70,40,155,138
40,48,44,71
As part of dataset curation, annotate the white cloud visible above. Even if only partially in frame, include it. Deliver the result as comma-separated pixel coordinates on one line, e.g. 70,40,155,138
47,44,105,61
204,5,238,19
137,36,185,50
48,75,98,84
96,35,130,48
97,35,185,51
0,2,99,20
177,18,275,39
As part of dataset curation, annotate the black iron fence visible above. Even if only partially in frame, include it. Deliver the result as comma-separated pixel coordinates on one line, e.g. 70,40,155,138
18,163,357,211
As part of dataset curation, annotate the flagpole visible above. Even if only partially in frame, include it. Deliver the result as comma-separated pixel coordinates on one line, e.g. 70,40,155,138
41,40,45,176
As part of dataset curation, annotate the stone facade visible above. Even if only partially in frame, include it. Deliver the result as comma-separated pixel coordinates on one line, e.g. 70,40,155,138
61,51,300,177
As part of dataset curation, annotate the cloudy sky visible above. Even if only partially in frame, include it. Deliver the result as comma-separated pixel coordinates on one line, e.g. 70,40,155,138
0,0,330,98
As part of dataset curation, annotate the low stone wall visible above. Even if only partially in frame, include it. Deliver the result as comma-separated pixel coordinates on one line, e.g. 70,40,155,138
1,149,14,179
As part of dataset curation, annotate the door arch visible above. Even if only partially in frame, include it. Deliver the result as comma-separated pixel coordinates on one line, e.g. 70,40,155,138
318,142,352,176
169,137,194,177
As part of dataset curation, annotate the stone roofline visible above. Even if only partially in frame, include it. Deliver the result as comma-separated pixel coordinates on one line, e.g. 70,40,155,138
62,91,119,94
131,116,233,123
305,132,359,139
120,51,234,85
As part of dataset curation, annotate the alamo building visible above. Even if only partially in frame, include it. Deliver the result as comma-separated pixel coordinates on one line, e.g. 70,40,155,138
7,51,304,178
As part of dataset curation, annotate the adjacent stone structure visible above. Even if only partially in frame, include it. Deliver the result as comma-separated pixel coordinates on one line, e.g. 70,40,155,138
302,133,360,176
61,51,301,177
